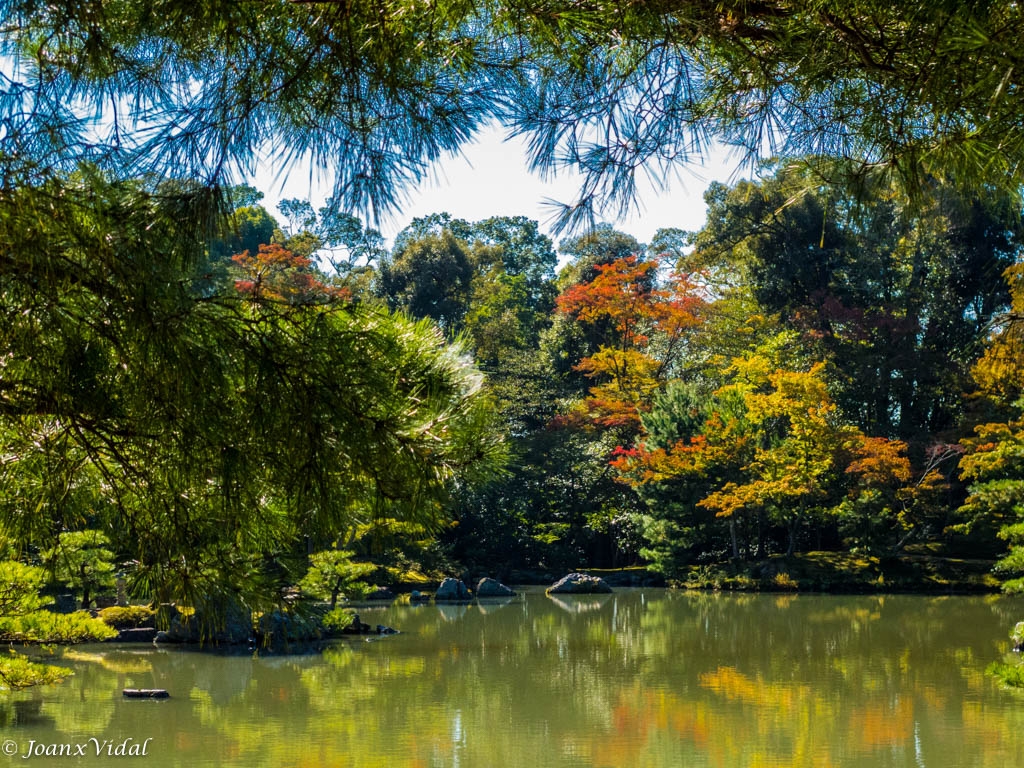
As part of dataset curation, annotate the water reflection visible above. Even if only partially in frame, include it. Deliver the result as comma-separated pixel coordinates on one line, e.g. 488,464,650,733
3,591,1023,767
547,594,612,614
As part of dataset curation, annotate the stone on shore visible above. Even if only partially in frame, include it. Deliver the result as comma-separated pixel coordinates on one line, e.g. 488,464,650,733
115,627,158,643
546,573,613,594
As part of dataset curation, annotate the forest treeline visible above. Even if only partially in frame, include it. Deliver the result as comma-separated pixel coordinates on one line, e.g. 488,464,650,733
206,164,1024,593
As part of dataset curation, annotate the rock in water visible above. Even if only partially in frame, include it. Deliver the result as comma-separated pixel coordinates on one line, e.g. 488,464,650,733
434,577,471,601
475,578,515,597
546,573,613,594
123,689,169,699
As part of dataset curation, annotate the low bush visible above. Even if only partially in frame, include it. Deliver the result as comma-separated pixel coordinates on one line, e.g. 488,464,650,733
0,611,117,644
97,605,156,629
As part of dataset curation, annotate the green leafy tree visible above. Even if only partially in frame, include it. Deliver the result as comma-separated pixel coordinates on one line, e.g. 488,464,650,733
276,198,386,281
45,530,117,609
0,172,505,620
299,550,376,609
957,268,1024,590
211,205,279,263
378,229,476,336
470,215,557,316
0,561,71,689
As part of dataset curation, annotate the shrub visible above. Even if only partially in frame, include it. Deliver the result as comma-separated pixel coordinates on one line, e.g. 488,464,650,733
988,660,1024,689
0,610,117,644
322,608,355,632
97,605,156,630
771,572,800,591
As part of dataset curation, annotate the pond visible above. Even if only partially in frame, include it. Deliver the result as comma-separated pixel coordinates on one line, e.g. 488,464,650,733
3,589,1023,767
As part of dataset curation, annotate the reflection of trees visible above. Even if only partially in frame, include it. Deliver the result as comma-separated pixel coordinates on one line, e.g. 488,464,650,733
3,594,1022,767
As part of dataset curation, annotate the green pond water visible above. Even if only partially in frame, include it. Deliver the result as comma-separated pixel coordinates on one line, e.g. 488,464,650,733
2,589,1024,767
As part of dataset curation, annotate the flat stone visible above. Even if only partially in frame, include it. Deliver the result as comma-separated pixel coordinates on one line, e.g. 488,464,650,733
123,689,169,699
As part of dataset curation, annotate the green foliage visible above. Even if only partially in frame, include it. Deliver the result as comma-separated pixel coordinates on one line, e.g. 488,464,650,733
3,0,1024,612
378,230,475,336
987,626,1024,692
276,199,386,277
0,174,505,618
986,622,1024,689
0,611,117,644
988,660,1024,690
693,167,1020,439
470,216,557,311
958,414,1024,590
0,560,111,689
299,550,376,609
0,561,49,617
97,605,156,630
322,608,356,633
45,530,117,609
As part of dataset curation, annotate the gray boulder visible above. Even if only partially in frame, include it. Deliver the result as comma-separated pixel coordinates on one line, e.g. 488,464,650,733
434,577,471,601
475,578,515,597
546,573,613,594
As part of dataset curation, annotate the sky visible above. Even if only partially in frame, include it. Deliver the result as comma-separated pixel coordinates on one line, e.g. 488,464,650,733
252,123,753,251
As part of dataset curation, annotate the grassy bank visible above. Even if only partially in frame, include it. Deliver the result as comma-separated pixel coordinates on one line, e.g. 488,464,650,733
387,550,1002,594
673,550,1001,593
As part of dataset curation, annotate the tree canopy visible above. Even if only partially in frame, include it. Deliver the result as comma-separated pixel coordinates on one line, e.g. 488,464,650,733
5,1,1024,229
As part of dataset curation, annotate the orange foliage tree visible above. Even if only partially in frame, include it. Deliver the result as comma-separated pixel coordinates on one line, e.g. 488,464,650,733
232,243,349,305
555,253,703,431
613,345,945,567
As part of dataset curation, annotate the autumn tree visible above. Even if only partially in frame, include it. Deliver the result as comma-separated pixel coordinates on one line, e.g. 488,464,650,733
613,333,947,574
956,264,1024,592
691,166,1021,440
232,243,349,305
555,252,702,432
